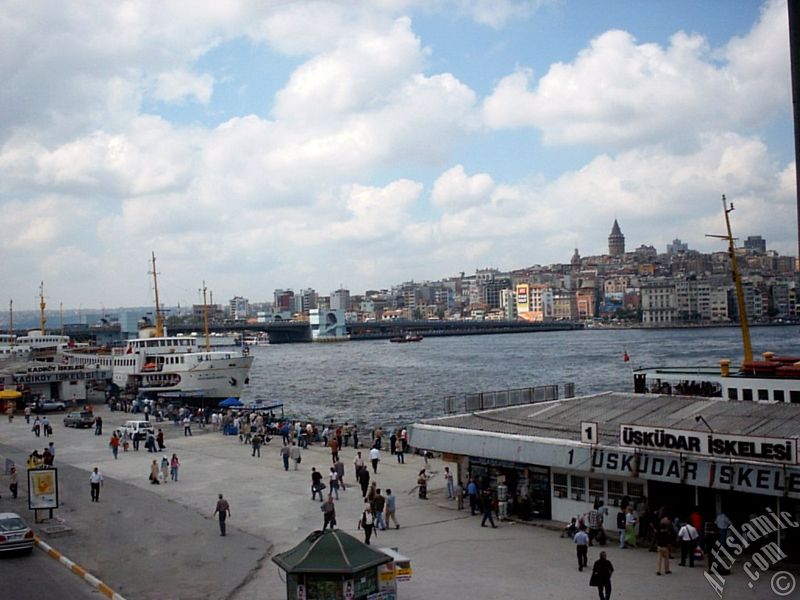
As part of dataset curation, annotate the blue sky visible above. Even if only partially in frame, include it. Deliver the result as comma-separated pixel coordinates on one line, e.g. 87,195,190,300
0,0,793,310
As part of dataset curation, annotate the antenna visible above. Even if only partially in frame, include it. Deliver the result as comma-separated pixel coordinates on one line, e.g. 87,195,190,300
149,252,165,337
8,300,13,346
39,282,46,335
201,281,211,352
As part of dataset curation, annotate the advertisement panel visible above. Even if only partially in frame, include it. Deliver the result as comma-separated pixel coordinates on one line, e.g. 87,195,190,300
28,468,59,510
515,284,530,314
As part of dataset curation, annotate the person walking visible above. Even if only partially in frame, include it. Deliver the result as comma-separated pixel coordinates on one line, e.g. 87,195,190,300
252,433,263,457
183,416,192,436
329,437,339,464
170,453,180,481
94,415,103,435
574,525,590,571
149,459,160,484
444,466,455,499
156,428,165,451
384,489,399,529
590,551,614,600
480,488,497,528
358,503,375,545
373,489,387,531
24,405,31,424
160,456,169,483
311,468,324,501
109,433,120,459
280,444,290,471
329,467,340,499
369,446,380,474
655,525,673,575
353,452,365,478
395,439,405,464
678,520,699,567
625,506,638,548
334,458,346,491
8,466,18,499
214,494,231,536
417,469,428,500
32,416,41,437
321,496,336,530
42,416,51,437
455,480,465,510
358,464,370,499
89,467,103,502
290,442,301,470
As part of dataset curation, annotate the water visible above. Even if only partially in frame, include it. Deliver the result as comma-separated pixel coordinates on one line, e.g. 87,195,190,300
240,325,800,427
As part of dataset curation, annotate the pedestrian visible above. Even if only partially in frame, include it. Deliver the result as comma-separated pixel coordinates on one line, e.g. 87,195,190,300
252,433,262,457
395,439,405,464
42,447,54,467
455,480,465,510
311,467,325,501
574,525,589,571
385,488,399,529
400,428,408,453
714,511,731,546
42,416,51,437
94,415,103,435
334,458,346,491
358,465,370,499
656,525,673,575
352,424,359,449
358,502,375,545
373,489,386,531
389,430,397,455
24,405,31,424
369,446,380,474
132,429,141,451
290,441,301,470
280,444,290,471
9,466,18,499
32,416,41,437
89,467,103,502
160,456,169,482
149,459,160,484
625,506,638,548
678,520,699,567
6,404,13,422
321,495,336,530
343,422,351,447
329,467,340,499
329,437,339,464
467,478,478,515
417,469,428,500
47,442,55,461
146,431,156,453
444,466,455,499
170,453,180,481
183,416,192,436
214,494,231,536
480,488,497,528
590,551,614,600
353,451,365,478
109,433,120,459
156,428,165,451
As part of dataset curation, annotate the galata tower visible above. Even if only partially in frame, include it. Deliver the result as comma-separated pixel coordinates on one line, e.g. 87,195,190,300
608,219,625,256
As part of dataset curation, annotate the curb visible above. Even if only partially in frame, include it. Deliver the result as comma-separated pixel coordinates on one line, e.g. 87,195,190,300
35,537,127,600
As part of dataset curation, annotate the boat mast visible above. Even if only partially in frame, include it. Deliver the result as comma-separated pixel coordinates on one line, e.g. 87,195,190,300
60,301,64,337
39,282,46,335
150,253,165,337
8,299,13,346
202,281,211,352
709,195,753,364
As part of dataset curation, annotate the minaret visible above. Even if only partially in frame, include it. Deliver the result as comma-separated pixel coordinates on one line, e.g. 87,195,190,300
571,248,581,266
608,219,625,256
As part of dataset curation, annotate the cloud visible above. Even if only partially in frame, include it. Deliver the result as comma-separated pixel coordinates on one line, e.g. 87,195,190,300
482,0,790,149
153,70,215,104
431,165,495,209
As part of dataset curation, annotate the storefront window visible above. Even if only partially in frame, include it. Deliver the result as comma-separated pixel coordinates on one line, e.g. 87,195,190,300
627,481,645,503
588,478,604,503
553,473,567,498
607,480,624,507
570,475,586,501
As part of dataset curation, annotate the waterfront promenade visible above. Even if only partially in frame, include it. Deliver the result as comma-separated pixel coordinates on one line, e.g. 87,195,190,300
0,405,787,600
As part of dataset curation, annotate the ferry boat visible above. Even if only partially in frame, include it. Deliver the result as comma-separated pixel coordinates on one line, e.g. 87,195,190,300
390,333,423,343
60,255,253,400
633,197,800,404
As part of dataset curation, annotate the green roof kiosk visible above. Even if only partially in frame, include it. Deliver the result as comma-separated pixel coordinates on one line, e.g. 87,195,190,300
272,529,398,600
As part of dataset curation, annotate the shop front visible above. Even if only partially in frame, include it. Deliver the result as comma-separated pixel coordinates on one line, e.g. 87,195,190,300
468,457,551,520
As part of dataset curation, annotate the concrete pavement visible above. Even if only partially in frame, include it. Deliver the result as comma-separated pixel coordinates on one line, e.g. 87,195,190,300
0,405,789,600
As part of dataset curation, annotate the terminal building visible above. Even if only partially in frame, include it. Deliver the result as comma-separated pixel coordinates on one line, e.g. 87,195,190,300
0,362,112,405
409,392,800,552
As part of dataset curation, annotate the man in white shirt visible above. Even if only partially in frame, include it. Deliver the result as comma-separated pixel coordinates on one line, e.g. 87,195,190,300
574,525,590,571
89,467,103,502
678,521,699,567
369,447,381,474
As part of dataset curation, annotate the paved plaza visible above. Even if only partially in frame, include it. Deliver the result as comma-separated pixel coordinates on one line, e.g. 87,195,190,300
0,405,791,599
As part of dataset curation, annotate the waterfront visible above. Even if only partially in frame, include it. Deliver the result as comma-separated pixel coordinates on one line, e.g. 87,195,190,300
241,325,800,426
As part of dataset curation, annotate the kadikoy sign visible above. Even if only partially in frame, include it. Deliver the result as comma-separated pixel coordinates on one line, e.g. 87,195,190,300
619,424,798,465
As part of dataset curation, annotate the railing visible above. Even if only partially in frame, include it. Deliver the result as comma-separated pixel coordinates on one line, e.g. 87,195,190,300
444,382,575,414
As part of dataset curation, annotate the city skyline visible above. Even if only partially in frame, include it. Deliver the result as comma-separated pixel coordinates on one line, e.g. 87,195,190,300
1,1,795,310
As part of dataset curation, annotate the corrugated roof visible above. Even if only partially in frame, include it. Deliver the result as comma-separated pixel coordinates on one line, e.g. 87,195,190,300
420,392,800,445
271,529,392,575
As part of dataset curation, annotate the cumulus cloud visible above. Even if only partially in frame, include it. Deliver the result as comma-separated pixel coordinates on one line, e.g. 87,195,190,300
431,165,495,209
482,0,790,149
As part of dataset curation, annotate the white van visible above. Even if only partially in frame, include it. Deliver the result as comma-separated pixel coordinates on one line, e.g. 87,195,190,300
119,420,155,439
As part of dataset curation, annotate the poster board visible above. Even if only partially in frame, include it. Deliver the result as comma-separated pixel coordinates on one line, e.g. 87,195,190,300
28,468,59,510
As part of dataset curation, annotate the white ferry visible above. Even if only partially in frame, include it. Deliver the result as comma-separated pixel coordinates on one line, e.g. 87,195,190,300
633,197,800,404
61,330,253,399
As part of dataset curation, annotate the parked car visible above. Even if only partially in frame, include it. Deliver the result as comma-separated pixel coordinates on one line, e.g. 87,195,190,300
118,420,155,440
0,513,35,554
31,400,66,413
63,411,94,428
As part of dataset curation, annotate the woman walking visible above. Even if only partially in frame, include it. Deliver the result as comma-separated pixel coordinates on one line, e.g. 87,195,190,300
149,459,160,484
160,456,169,483
590,551,614,600
170,454,180,481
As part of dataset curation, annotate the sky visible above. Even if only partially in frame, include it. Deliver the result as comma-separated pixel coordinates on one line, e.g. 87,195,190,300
0,0,795,310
